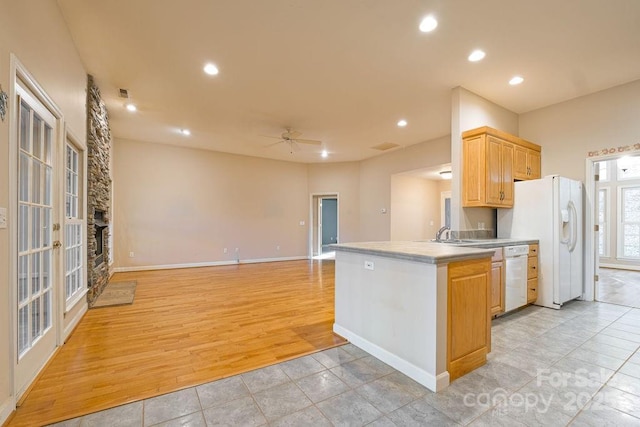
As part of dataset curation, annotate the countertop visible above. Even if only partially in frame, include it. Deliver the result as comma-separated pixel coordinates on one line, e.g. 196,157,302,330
331,241,495,264
331,238,538,264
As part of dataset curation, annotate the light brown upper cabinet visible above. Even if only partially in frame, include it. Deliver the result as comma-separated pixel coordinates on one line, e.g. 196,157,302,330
462,127,542,208
514,145,541,180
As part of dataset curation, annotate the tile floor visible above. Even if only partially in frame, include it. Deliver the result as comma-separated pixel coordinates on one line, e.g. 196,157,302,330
597,268,640,308
49,300,640,426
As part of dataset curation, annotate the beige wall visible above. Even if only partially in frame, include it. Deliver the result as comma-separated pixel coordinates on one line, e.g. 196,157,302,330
307,161,360,245
0,0,87,421
112,138,310,268
520,79,640,182
390,175,441,241
451,87,519,233
358,136,451,241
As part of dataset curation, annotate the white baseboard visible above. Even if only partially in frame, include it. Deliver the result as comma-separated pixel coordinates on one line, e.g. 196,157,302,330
112,256,309,273
63,302,87,341
0,395,15,426
333,324,450,392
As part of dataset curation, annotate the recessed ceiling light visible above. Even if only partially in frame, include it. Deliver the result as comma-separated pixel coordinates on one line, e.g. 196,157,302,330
203,63,219,76
419,15,438,33
509,76,524,85
468,50,486,62
321,150,328,158
180,129,191,136
125,103,137,112
397,119,408,127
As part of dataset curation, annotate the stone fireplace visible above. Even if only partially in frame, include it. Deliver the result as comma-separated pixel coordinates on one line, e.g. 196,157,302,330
87,75,112,305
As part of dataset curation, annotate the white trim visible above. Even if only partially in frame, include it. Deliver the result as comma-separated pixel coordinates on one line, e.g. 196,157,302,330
62,302,87,341
308,192,340,259
64,288,88,315
112,256,309,273
600,263,640,271
333,324,450,392
617,184,640,261
0,395,16,426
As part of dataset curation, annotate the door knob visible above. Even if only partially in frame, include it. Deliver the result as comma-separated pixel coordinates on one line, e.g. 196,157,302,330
53,241,62,249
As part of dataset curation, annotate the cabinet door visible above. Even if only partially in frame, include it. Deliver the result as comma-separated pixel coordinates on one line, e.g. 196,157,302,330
529,150,541,179
462,135,486,206
491,261,504,316
527,278,538,303
513,145,529,180
486,136,504,205
501,142,514,206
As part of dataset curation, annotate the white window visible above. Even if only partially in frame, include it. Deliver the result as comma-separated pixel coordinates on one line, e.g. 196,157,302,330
598,160,609,182
64,143,84,307
618,185,640,259
617,156,640,181
597,188,610,257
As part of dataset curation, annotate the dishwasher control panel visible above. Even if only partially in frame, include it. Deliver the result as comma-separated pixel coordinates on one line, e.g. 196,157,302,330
504,245,530,257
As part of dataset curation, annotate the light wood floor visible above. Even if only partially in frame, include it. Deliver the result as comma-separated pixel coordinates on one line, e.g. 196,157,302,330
8,259,345,426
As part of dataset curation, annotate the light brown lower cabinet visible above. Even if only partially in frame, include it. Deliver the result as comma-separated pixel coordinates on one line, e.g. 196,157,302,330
527,244,539,303
490,248,505,316
447,257,491,381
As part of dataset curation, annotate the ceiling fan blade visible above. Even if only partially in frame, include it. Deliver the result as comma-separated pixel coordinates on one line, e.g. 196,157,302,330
287,130,302,139
294,138,322,145
264,140,284,147
260,134,284,140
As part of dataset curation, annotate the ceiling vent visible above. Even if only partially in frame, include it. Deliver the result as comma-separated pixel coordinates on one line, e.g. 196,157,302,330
371,142,400,151
118,88,130,98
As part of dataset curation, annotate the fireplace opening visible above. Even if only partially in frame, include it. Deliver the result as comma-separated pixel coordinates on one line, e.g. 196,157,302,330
94,209,108,268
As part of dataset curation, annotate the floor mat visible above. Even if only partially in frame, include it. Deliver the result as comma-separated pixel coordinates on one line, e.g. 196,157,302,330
91,281,137,308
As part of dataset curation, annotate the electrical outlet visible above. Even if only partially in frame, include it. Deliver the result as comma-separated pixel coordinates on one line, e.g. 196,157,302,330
478,222,485,230
364,260,374,270
223,248,228,254
129,251,134,258
299,220,305,226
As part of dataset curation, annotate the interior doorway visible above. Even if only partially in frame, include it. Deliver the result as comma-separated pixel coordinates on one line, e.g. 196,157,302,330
310,194,338,258
585,152,640,307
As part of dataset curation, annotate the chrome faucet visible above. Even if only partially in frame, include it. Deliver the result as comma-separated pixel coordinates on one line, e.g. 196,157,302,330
435,226,450,242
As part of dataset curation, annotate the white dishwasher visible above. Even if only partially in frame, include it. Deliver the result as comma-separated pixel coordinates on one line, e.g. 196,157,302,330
504,245,529,312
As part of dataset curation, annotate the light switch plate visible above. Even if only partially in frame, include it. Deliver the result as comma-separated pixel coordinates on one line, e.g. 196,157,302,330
0,207,6,229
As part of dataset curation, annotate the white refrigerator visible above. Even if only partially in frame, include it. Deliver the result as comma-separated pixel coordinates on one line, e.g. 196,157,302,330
497,175,583,309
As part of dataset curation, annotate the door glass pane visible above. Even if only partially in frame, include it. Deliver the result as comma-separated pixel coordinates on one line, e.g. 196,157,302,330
44,125,52,164
44,166,52,205
32,115,42,160
18,306,28,355
618,156,640,180
31,160,41,204
32,206,41,249
43,290,51,330
18,255,29,303
43,208,51,247
42,250,51,290
31,252,40,294
19,205,28,252
20,102,30,151
31,298,41,339
19,153,29,202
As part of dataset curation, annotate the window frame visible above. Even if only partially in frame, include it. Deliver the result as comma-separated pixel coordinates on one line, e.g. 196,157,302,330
617,184,640,261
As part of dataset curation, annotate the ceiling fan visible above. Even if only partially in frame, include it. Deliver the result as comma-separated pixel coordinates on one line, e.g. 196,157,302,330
262,128,321,154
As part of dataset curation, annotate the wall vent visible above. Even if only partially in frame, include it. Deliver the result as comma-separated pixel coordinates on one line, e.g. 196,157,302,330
371,142,400,151
118,88,130,98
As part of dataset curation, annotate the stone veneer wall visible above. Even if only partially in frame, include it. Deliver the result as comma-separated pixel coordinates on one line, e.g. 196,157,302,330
86,75,112,305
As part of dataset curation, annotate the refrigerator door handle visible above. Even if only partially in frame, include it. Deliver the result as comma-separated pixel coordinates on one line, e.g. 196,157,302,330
568,201,578,253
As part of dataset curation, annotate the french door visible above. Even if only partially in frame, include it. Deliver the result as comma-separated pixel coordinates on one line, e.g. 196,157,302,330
15,83,59,399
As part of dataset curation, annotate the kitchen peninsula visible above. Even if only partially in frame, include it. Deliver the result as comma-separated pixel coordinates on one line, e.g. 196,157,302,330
331,241,495,392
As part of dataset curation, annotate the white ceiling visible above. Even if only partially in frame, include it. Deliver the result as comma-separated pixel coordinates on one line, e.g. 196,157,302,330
56,0,640,163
